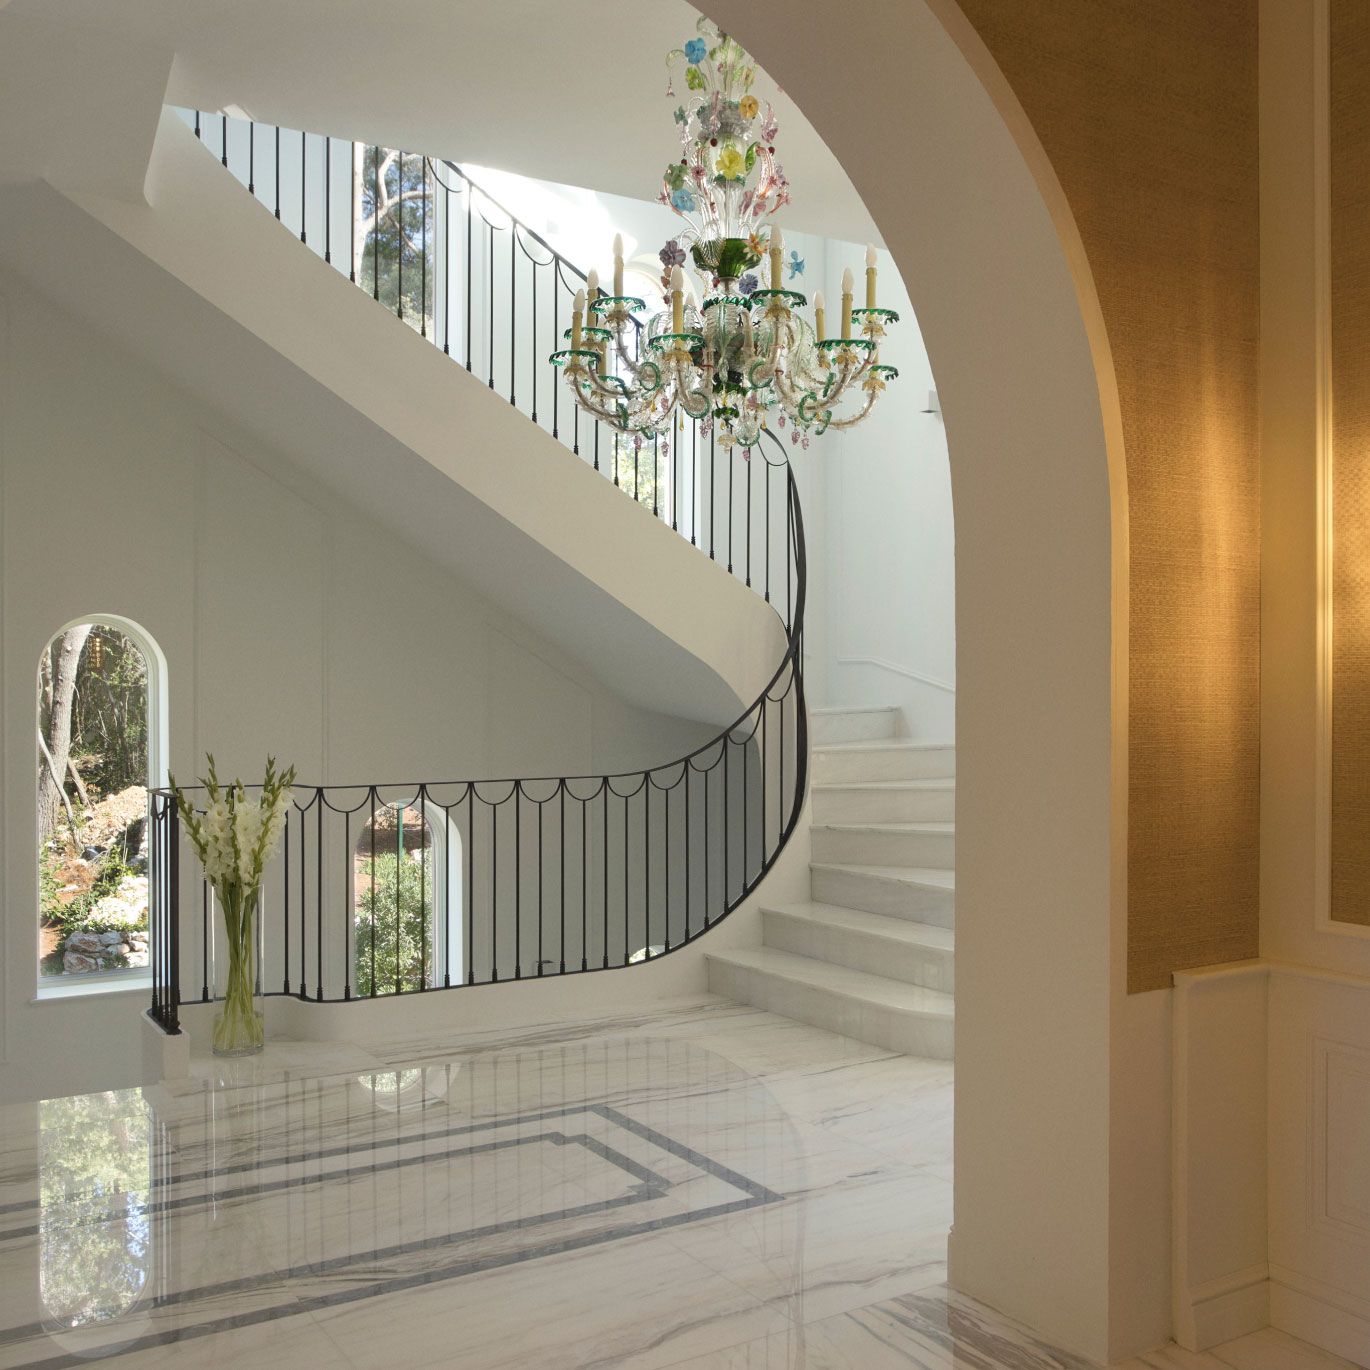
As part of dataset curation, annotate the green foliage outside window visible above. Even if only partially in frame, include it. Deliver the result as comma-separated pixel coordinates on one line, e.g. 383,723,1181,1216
354,848,434,997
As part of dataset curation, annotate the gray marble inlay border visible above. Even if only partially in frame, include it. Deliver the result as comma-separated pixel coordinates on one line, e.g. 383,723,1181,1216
6,1102,784,1369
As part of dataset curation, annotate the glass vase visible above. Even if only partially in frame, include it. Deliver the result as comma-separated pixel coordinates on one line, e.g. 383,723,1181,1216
213,883,264,1056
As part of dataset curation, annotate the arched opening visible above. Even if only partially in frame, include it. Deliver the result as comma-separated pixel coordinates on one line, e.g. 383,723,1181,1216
352,799,463,994
35,616,168,984
698,2,1129,1358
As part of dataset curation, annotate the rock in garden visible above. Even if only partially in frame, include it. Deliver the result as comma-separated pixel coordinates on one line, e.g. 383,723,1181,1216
62,951,101,974
66,932,108,954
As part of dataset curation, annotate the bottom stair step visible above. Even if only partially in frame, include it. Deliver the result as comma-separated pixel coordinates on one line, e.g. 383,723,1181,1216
706,946,954,1059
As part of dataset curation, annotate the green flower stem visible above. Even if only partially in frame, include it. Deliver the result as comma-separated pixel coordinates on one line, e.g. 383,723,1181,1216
213,882,263,1056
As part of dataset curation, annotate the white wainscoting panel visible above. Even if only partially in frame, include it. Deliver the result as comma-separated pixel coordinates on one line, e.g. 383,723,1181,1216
1172,962,1271,1350
1269,966,1370,1367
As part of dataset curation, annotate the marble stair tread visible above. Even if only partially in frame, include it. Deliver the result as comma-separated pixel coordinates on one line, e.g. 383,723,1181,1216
812,863,955,891
813,738,954,753
762,901,955,951
813,821,955,837
812,779,956,792
705,946,955,1018
810,705,906,716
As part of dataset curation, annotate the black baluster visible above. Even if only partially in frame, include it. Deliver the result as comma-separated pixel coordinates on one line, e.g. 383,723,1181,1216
421,161,428,338
369,789,377,997
397,152,404,321
580,795,588,972
168,803,180,1031
275,125,281,220
373,148,380,301
601,788,609,969
466,186,473,370
344,809,353,999
509,226,516,404
316,795,324,999
537,799,544,975
395,802,403,994
465,792,474,984
491,796,499,981
300,128,307,244
248,121,255,195
283,810,291,994
324,136,332,264
201,868,210,1002
764,461,772,602
349,142,357,283
514,788,522,979
559,785,567,974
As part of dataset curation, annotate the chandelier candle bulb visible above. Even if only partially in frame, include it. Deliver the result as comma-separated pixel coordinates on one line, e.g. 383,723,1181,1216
814,291,826,340
587,269,599,308
770,227,784,290
841,268,854,340
572,288,585,350
865,244,878,308
671,265,684,335
613,235,624,297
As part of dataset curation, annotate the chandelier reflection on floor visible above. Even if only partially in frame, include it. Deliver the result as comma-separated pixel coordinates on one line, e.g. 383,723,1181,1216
551,19,898,452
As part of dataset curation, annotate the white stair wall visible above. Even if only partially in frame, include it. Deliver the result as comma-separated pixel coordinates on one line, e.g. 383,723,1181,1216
709,705,956,1058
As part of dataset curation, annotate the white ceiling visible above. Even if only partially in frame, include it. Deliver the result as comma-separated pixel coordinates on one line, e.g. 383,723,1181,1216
0,0,879,244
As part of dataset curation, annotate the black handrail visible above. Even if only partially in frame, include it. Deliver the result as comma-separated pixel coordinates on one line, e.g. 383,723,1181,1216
148,111,810,1031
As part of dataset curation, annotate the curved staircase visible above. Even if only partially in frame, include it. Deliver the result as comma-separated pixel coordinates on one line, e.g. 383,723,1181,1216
707,705,956,1058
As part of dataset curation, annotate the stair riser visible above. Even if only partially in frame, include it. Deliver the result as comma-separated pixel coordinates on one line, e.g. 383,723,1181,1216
810,867,955,927
812,828,955,868
810,711,901,744
812,787,955,825
706,958,954,1059
811,746,956,783
763,911,954,994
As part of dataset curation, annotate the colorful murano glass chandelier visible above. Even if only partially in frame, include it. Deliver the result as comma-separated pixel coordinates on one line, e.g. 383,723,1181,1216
550,19,899,452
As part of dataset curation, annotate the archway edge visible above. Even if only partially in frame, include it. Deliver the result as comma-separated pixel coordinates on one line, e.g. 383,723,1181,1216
701,1,1138,1360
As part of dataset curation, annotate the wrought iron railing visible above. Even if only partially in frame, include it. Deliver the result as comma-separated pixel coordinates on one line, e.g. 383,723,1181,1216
177,109,803,600
147,112,809,1032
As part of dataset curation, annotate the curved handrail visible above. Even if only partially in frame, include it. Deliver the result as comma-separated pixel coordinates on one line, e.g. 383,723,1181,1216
147,113,809,1029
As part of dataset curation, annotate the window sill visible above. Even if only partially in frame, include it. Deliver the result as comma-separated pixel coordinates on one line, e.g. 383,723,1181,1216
32,975,152,1004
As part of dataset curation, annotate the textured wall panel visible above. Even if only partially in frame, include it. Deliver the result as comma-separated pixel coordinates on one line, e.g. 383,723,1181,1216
953,0,1262,989
1330,0,1370,926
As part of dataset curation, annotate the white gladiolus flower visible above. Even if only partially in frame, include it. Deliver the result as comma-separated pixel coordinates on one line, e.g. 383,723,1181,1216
171,756,298,901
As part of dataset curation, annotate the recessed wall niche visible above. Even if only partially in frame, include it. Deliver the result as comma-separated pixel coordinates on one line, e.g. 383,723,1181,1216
1328,0,1370,925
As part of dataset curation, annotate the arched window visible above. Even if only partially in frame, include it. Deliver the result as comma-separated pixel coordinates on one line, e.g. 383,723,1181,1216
352,801,462,995
36,618,167,983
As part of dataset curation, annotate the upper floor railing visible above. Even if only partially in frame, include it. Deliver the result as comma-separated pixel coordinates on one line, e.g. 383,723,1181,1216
146,111,811,1031
178,109,799,619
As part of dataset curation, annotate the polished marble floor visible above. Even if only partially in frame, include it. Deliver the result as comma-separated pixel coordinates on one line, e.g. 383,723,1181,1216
0,997,1359,1369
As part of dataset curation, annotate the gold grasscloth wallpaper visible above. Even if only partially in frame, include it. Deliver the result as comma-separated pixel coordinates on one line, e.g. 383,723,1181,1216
952,1,1262,989
1330,0,1370,925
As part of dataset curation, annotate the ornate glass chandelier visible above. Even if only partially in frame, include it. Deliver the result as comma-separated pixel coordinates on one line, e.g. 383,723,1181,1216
550,19,899,452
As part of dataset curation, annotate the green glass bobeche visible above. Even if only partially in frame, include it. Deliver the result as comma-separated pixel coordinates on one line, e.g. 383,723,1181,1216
852,306,901,325
588,295,646,317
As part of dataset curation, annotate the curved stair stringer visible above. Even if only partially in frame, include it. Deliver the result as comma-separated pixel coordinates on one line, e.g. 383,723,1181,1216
43,107,785,727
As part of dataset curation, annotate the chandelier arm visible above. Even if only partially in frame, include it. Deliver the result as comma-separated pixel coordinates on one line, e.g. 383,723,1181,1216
819,386,882,431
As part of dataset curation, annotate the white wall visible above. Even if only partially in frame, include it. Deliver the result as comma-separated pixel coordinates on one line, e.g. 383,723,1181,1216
818,241,956,739
0,267,716,1103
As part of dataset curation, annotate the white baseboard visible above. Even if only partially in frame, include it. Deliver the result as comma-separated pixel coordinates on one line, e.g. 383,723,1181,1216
1271,1266,1370,1367
1175,1264,1269,1351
